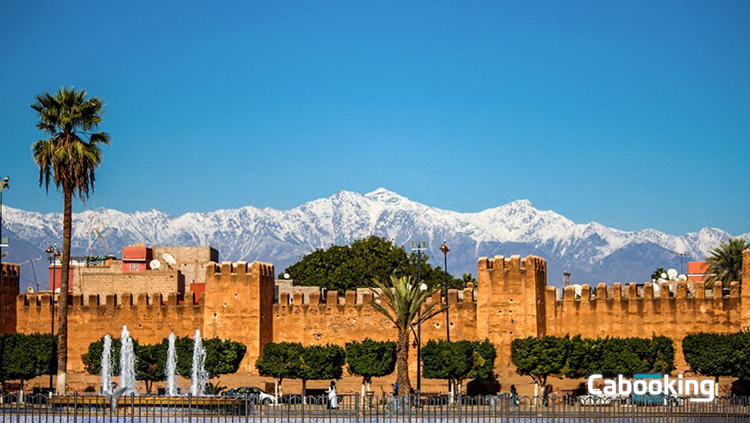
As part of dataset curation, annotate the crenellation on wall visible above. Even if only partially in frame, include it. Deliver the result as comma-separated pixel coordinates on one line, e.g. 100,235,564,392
643,282,654,299
5,249,750,391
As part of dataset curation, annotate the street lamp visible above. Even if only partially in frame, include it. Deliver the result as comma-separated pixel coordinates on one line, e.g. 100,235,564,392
0,176,9,335
410,241,428,393
45,245,59,394
440,241,450,342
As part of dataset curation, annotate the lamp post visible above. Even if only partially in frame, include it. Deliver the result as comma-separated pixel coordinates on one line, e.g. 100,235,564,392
0,176,9,335
410,241,428,393
439,241,450,342
45,245,59,393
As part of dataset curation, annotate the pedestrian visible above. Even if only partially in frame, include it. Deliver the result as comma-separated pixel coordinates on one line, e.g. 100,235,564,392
327,381,338,409
393,382,399,396
510,385,518,406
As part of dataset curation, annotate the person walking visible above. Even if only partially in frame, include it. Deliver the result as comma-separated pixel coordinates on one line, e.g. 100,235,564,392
510,385,519,406
327,381,338,409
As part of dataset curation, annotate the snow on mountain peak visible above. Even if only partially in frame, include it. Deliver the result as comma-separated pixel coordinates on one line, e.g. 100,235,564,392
1,190,745,287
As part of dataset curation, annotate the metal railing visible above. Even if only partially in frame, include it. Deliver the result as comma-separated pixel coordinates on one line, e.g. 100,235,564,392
0,392,749,421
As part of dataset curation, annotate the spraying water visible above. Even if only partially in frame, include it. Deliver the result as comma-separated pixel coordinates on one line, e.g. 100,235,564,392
120,326,137,394
190,329,208,396
166,333,179,396
101,334,112,394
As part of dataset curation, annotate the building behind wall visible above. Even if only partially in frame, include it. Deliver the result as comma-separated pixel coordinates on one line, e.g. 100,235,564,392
47,245,218,299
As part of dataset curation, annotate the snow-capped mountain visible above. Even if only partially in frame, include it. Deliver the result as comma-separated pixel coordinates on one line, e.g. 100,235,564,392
2,188,748,290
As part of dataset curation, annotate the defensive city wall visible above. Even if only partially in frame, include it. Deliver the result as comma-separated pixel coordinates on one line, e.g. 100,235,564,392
7,250,750,391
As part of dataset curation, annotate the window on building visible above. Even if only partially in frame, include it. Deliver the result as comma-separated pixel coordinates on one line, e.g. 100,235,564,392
130,263,139,271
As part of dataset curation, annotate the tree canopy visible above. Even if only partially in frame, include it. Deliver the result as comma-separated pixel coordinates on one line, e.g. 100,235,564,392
0,333,57,384
300,344,346,381
345,339,396,383
683,331,750,381
512,335,675,387
705,238,747,288
283,236,466,291
422,339,496,386
255,342,305,382
82,335,246,392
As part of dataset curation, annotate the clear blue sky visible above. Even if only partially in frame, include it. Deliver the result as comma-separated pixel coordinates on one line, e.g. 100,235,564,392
1,0,748,235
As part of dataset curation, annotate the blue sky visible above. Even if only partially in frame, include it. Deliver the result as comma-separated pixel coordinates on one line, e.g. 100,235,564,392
0,0,748,235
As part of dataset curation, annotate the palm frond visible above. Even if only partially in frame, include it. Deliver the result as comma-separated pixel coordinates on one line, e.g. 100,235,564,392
30,87,109,200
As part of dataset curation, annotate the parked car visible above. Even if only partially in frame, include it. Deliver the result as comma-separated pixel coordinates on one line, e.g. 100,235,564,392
221,387,276,405
576,395,622,406
631,394,684,406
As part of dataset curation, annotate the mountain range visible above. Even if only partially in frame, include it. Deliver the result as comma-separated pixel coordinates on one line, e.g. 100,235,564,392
2,188,748,290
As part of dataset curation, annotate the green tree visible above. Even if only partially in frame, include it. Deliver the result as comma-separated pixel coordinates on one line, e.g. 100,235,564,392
345,339,396,397
422,339,495,396
0,334,57,392
371,275,445,395
31,87,110,394
136,343,167,394
83,335,245,393
511,336,568,395
731,331,750,381
284,236,465,291
683,333,737,382
255,342,304,397
462,273,477,285
651,267,668,281
204,339,247,378
562,335,674,379
705,238,747,288
81,337,126,376
299,344,346,396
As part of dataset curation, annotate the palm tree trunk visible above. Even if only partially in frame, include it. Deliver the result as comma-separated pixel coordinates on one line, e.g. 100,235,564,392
396,329,410,395
55,188,72,394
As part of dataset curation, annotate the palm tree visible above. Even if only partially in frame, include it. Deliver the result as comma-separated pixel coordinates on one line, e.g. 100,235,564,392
31,87,110,394
370,275,445,395
705,238,748,288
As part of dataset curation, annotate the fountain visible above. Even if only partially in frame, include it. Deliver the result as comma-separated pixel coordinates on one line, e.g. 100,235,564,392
101,334,113,394
166,333,179,396
120,326,137,394
191,329,208,396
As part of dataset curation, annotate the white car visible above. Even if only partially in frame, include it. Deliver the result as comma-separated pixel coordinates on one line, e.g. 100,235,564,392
222,386,276,405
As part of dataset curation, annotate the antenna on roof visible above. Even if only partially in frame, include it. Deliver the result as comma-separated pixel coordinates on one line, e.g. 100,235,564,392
86,208,109,255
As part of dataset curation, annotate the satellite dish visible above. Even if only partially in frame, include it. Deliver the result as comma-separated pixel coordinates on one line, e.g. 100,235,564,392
27,287,34,293
283,273,290,279
162,253,177,267
653,283,661,294
150,259,161,270
667,269,678,280
660,272,668,280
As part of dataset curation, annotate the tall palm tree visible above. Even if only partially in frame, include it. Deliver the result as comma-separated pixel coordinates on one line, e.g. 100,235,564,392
705,238,748,288
370,275,445,395
31,87,110,394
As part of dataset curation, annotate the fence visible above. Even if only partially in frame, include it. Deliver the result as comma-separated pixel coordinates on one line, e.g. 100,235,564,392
1,392,749,422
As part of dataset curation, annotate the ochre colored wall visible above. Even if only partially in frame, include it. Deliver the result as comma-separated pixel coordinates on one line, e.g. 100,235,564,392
545,281,743,370
8,251,750,393
476,255,547,377
1,263,19,334
17,292,204,375
201,261,275,373
272,288,477,377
